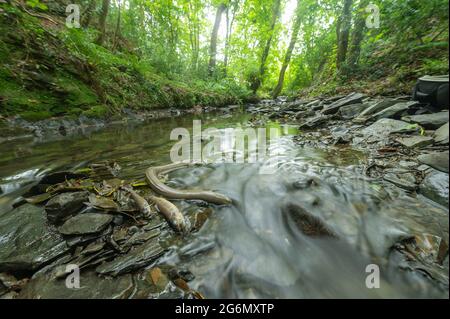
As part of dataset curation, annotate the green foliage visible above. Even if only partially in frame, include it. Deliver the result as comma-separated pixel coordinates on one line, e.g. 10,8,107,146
1,0,448,120
25,0,48,11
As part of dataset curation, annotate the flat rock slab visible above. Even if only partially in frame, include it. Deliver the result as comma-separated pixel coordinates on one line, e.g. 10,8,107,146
322,93,364,115
402,112,449,129
420,169,449,207
96,240,164,276
45,191,89,224
0,204,68,272
355,99,398,120
339,103,368,119
18,271,134,299
418,151,449,173
361,118,412,138
434,122,449,145
58,213,114,235
370,101,419,121
396,136,434,148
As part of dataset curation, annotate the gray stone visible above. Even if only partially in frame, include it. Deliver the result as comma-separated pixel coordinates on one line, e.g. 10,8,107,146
45,191,89,224
18,271,134,299
383,173,417,191
322,92,364,115
434,122,449,145
0,204,68,272
299,115,331,129
396,136,434,148
418,151,449,173
361,119,412,138
339,103,368,119
370,101,419,121
356,99,399,119
402,112,450,129
96,240,164,276
420,169,449,207
58,213,114,235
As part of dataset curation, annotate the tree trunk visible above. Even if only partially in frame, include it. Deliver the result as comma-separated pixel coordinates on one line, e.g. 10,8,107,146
96,0,110,46
347,0,368,71
336,0,353,71
253,0,281,93
82,0,96,28
272,1,302,98
112,0,122,50
208,3,227,76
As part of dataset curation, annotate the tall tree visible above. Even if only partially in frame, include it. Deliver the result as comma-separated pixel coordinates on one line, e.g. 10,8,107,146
96,0,110,45
347,0,368,71
113,0,122,50
224,0,239,76
82,0,97,28
336,0,353,70
252,0,282,93
208,3,227,76
272,1,302,98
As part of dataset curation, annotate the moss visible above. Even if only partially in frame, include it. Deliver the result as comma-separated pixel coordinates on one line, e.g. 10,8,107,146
82,105,109,118
19,110,53,121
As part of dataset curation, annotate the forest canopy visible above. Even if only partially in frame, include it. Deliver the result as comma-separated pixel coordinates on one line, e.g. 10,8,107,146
0,0,448,119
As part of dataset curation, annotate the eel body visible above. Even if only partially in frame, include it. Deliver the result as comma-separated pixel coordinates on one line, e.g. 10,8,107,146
145,163,231,205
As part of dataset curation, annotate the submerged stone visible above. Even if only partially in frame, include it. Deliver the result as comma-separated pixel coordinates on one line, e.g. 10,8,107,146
58,213,114,235
0,204,68,272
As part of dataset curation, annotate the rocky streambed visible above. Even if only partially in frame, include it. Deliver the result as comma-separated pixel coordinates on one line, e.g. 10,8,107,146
0,95,448,299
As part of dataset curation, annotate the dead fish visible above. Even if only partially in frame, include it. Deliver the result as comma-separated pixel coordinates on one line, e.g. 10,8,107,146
121,186,153,219
149,195,189,233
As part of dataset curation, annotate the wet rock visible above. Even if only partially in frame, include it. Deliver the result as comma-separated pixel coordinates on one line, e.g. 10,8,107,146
434,122,449,145
383,172,417,191
147,267,169,292
420,169,449,207
45,191,90,224
355,99,398,121
361,119,412,138
96,240,164,276
322,92,364,115
18,271,134,299
339,103,368,119
0,204,68,272
282,202,336,237
39,171,87,185
402,111,450,129
65,225,112,247
299,115,331,129
370,101,419,121
58,213,114,236
418,151,449,173
396,136,434,148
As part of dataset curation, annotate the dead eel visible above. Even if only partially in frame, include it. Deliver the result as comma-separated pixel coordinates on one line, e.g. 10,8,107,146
145,163,232,205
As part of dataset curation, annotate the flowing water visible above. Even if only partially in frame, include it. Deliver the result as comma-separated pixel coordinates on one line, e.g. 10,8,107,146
0,110,448,298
